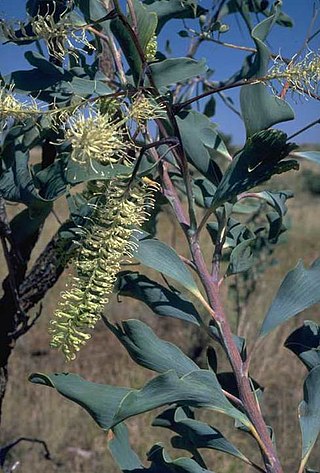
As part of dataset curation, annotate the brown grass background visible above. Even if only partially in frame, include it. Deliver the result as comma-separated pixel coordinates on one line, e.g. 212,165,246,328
0,154,319,473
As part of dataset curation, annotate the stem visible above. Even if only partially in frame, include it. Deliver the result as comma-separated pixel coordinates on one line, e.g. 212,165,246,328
87,26,127,85
127,0,138,33
188,235,283,473
288,117,320,140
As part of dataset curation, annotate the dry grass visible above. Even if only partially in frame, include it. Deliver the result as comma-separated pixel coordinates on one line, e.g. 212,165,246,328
0,158,320,473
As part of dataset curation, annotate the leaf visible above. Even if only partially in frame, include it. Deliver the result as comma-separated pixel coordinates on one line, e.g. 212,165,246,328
285,321,320,371
0,145,60,204
256,190,293,242
30,369,250,431
147,444,214,473
108,423,144,472
203,96,216,118
154,406,250,463
75,0,110,30
209,323,247,362
218,0,294,28
114,370,248,427
292,151,320,165
240,4,294,136
260,259,320,336
116,271,202,325
136,235,202,299
33,160,68,200
131,0,158,51
66,161,133,184
226,239,254,276
29,372,132,430
25,51,64,76
110,16,142,85
212,129,298,207
105,319,199,377
144,0,207,32
5,68,65,94
148,58,207,89
176,110,231,183
70,76,112,96
240,84,294,138
299,365,320,463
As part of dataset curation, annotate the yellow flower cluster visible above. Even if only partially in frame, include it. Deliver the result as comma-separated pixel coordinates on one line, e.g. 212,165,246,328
50,178,158,361
65,109,130,168
0,85,39,127
129,93,166,125
268,51,320,95
145,35,157,62
0,7,94,61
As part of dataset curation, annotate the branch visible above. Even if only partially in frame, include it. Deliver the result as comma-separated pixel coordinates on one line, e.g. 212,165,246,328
288,117,320,140
187,232,283,473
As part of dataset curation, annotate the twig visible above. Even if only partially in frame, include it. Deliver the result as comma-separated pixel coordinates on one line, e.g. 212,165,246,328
0,437,52,468
86,25,127,84
127,0,138,34
287,117,320,140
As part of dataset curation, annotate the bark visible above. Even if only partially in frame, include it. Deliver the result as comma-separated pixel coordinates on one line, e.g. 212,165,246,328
0,232,65,422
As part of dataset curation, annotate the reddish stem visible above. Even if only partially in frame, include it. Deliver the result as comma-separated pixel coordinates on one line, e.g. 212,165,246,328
188,236,284,473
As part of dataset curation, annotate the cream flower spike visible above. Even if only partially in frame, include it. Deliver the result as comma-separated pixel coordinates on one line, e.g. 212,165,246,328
268,50,320,96
50,177,159,361
129,93,166,125
0,2,95,61
0,84,39,127
65,108,131,168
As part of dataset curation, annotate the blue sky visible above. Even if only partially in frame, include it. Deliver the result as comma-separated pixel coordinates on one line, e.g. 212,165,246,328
0,0,319,144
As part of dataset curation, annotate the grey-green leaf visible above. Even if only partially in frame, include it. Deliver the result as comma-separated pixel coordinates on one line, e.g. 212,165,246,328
131,0,158,51
240,5,294,136
30,369,249,431
292,151,320,165
154,406,250,463
299,365,320,461
113,370,249,427
29,373,131,430
212,129,298,207
148,444,214,473
285,321,320,371
105,319,200,377
136,235,201,299
148,58,207,89
145,0,207,32
108,423,144,471
116,271,202,325
66,161,133,184
260,259,320,336
176,110,231,183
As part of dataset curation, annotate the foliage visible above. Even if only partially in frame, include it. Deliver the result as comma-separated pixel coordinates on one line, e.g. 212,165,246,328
0,1,320,473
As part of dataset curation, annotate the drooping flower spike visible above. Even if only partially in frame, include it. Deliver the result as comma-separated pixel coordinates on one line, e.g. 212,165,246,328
50,177,160,361
0,2,95,61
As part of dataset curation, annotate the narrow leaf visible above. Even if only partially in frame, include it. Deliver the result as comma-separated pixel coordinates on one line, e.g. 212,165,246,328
105,319,200,377
299,365,320,462
108,423,144,471
154,406,249,463
148,58,207,89
261,259,320,336
30,369,249,431
116,271,202,325
136,235,202,299
285,321,320,371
